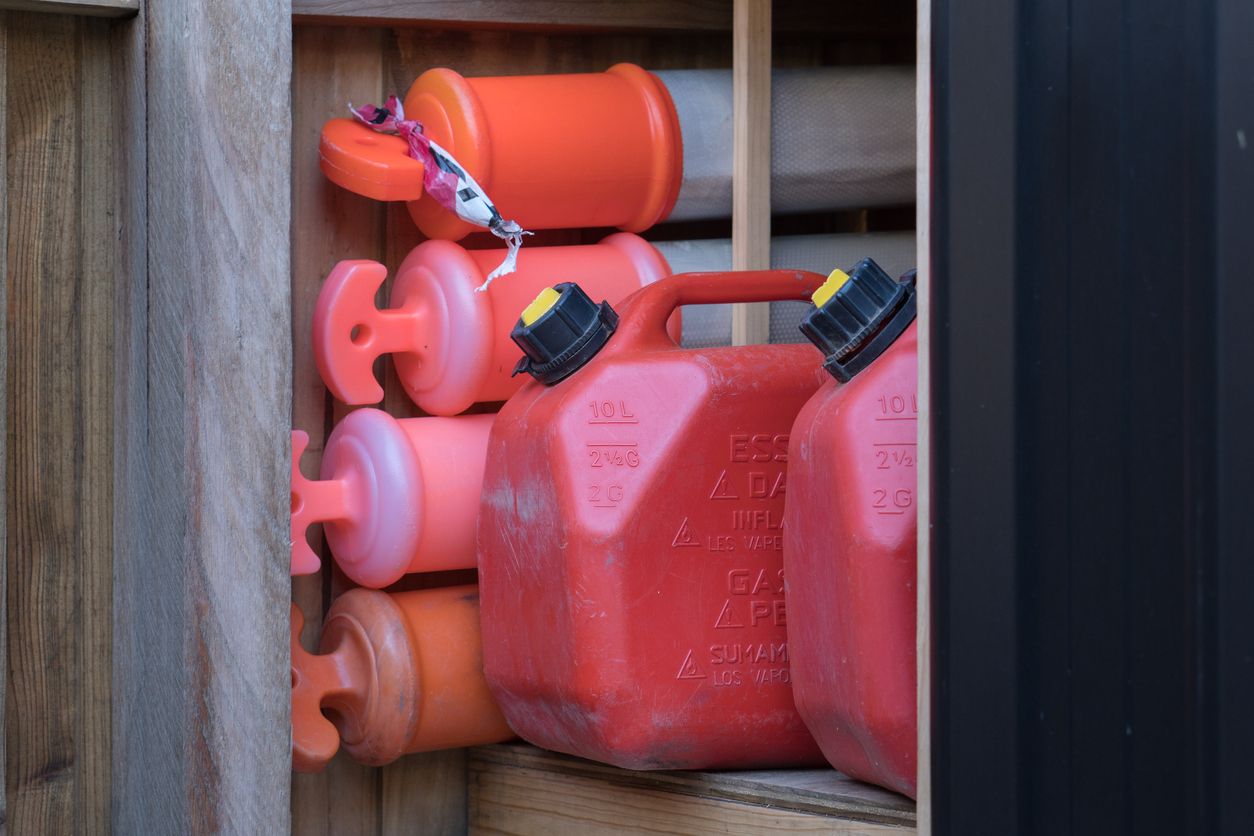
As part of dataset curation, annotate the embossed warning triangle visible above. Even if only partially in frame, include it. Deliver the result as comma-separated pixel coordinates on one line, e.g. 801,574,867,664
714,599,745,629
671,517,701,547
709,469,739,499
676,649,707,680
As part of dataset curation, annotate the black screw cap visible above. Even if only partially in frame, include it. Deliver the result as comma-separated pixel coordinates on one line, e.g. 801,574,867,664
510,282,619,385
799,258,917,383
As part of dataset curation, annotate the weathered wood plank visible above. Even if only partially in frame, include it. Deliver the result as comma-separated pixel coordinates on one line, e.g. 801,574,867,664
291,0,916,36
109,4,146,833
0,0,135,18
914,0,930,830
472,745,915,828
469,746,915,836
6,11,113,832
287,36,385,833
289,25,387,834
289,24,385,651
730,0,771,345
382,749,469,836
295,0,730,31
293,749,382,836
0,13,7,831
111,0,293,830
75,17,115,833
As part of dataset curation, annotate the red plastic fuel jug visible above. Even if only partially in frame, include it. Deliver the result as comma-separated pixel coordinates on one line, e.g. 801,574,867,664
290,585,514,772
320,64,681,240
290,410,493,586
477,271,832,771
783,258,918,798
313,233,679,414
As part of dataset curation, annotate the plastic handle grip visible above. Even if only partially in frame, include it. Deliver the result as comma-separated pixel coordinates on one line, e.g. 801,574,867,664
290,603,374,773
313,260,429,405
614,269,828,351
291,430,359,576
318,118,427,203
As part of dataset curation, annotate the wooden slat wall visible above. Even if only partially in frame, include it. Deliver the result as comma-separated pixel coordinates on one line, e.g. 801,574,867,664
111,0,293,830
0,3,916,835
5,12,113,832
290,24,387,834
290,16,914,834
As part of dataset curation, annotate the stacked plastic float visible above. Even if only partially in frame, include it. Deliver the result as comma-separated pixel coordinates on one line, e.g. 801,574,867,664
289,61,920,796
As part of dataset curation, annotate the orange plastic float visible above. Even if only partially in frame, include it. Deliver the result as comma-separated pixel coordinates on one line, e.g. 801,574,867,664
320,64,682,240
319,119,423,202
313,232,678,413
290,410,493,586
291,585,514,772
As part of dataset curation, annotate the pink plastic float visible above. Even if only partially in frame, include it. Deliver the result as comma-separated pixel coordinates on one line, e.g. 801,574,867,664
312,232,678,415
291,409,493,587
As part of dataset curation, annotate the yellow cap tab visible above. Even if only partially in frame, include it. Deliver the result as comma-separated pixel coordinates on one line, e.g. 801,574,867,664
521,287,562,326
811,268,850,309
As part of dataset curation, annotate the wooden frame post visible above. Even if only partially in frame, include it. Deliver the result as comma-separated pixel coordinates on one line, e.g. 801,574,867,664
5,12,115,831
112,0,293,830
915,0,931,831
731,0,771,346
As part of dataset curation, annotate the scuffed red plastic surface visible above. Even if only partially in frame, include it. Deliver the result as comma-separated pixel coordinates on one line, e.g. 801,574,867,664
478,270,831,771
784,321,918,798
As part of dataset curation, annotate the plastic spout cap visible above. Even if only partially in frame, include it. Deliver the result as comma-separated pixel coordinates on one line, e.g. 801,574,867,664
510,282,619,385
799,258,917,383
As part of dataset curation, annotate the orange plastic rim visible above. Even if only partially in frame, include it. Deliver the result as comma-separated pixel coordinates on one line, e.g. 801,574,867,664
318,118,426,201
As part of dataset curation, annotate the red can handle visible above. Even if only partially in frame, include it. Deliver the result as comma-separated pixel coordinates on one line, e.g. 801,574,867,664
608,269,828,354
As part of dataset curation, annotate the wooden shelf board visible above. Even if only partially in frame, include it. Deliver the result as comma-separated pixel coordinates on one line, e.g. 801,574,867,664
470,743,916,832
0,0,136,17
293,0,731,32
291,0,915,35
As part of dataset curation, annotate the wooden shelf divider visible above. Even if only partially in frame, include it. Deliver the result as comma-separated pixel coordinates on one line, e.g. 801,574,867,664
290,0,917,35
730,0,771,346
0,0,136,17
469,744,917,835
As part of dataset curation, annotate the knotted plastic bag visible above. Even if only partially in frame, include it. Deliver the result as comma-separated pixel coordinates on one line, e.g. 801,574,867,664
351,96,531,291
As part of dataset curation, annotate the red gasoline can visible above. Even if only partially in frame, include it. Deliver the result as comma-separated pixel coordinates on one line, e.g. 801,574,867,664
783,258,918,798
477,270,831,770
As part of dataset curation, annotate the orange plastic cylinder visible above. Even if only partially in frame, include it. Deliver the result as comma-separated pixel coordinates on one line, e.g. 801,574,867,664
318,64,683,240
291,585,514,773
